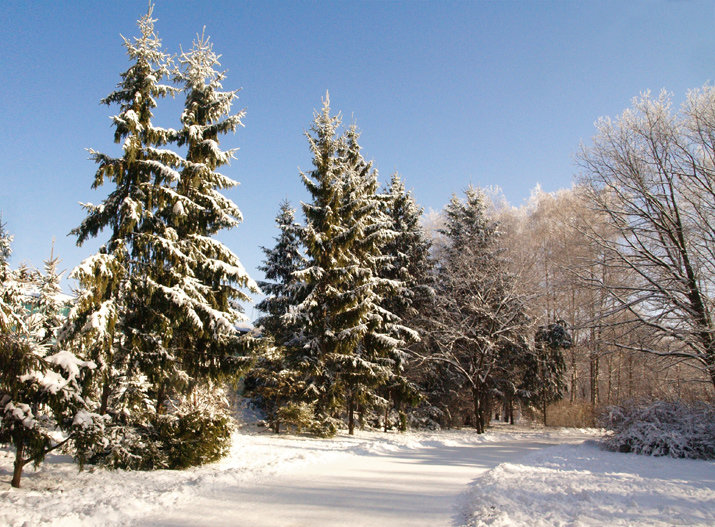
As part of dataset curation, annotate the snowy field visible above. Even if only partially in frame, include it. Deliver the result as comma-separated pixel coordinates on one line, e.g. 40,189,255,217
1,423,713,526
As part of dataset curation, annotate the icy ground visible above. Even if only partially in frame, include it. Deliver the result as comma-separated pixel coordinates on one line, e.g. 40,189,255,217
1,423,713,526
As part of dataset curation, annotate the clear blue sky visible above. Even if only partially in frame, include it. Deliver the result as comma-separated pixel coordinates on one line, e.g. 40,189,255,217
1,0,713,317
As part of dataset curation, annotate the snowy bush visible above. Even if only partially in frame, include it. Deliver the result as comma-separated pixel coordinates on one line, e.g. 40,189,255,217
600,400,715,459
156,409,233,469
274,401,315,434
76,383,235,470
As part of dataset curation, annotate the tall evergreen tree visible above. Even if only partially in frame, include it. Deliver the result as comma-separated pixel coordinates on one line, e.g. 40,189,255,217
255,200,306,344
380,174,433,323
251,201,307,433
289,94,351,433
287,96,407,434
333,125,402,434
164,30,258,383
65,2,177,419
64,8,252,468
378,174,433,429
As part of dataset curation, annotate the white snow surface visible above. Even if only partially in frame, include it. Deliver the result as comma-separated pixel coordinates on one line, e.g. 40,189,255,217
1,421,712,526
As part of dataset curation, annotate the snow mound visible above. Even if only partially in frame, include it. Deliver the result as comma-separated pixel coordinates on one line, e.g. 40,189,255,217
458,441,715,527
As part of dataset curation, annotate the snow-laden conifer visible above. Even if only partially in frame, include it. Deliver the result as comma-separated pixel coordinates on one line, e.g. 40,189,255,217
65,5,179,425
256,201,306,342
165,29,258,383
0,221,24,333
63,7,250,469
1,239,95,487
286,98,414,434
331,125,408,434
286,94,349,434
250,202,308,432
377,174,433,429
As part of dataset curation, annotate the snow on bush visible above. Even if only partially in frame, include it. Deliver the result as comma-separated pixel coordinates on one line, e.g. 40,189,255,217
600,400,715,459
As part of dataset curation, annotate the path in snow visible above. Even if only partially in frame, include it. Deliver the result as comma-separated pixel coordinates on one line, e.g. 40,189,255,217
140,431,586,527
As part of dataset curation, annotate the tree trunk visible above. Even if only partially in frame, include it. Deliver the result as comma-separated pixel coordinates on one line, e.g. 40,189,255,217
570,292,577,404
348,396,355,435
12,434,25,488
570,349,577,404
471,388,480,433
383,402,389,433
100,377,111,415
606,355,613,405
156,382,166,415
481,391,491,430
472,387,484,434
590,352,599,406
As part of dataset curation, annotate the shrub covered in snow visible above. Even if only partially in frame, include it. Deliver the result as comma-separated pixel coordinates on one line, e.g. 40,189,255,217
76,384,234,471
600,400,715,459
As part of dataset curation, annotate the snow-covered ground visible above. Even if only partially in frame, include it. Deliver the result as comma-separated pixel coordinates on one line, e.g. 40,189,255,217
1,423,712,526
459,438,715,527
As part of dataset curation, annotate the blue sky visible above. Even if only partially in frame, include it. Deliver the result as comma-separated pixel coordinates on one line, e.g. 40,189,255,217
1,0,713,317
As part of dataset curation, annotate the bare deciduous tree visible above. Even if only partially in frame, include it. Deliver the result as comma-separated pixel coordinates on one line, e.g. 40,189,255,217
425,188,533,433
578,87,715,388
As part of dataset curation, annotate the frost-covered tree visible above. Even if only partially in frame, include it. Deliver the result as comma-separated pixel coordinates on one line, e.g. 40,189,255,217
256,201,306,344
66,2,177,409
63,6,180,468
380,174,433,325
288,95,355,434
164,30,258,382
30,252,70,348
0,221,24,334
0,237,95,488
531,321,570,425
287,96,409,434
331,125,407,434
426,187,532,433
578,87,715,388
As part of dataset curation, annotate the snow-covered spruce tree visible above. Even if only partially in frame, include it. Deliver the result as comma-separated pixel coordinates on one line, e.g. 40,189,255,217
288,103,411,435
31,252,71,348
287,96,404,435
1,237,95,488
166,31,258,387
426,187,532,433
64,6,179,469
64,8,249,469
334,126,414,434
0,220,24,334
250,201,308,433
287,95,350,435
377,173,433,430
158,32,258,466
255,200,306,344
